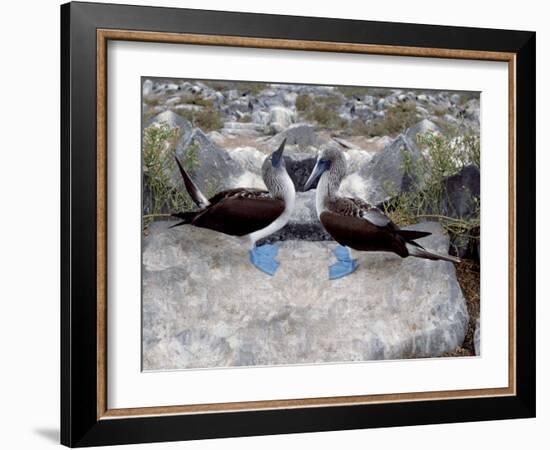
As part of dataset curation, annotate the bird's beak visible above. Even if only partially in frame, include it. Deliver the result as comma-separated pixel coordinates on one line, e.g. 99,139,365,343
271,138,286,168
304,159,329,191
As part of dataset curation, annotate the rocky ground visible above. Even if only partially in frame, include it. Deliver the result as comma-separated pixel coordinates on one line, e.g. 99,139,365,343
141,78,481,369
143,222,468,370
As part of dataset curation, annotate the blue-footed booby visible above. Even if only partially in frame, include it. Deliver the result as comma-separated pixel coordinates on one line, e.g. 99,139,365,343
304,146,461,280
171,139,296,275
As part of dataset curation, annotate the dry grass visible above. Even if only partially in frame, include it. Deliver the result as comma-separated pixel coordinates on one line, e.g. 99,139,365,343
337,86,392,99
296,94,349,130
442,259,480,357
204,80,265,95
296,94,313,112
172,108,223,132
362,101,419,137
432,105,448,117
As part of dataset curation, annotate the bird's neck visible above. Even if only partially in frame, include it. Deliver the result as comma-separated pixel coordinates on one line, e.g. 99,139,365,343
247,170,295,248
316,171,340,216
266,170,295,206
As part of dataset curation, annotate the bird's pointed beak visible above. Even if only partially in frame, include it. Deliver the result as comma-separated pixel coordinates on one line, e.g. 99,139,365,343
271,138,286,168
304,158,329,191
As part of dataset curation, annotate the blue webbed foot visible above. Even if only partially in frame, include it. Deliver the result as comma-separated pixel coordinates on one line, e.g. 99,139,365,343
249,244,280,276
329,245,358,280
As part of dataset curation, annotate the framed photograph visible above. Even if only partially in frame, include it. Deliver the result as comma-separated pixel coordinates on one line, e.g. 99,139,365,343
61,1,535,447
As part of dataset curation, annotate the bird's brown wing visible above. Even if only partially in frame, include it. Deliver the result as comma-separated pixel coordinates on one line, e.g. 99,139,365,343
192,192,285,236
321,198,408,256
207,188,270,204
331,198,399,229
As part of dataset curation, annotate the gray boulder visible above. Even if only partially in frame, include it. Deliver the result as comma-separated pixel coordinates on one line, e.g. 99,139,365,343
145,110,193,147
441,165,480,258
405,119,440,142
344,134,422,205
176,128,244,191
441,165,480,219
258,90,289,108
172,104,203,114
221,121,262,137
142,221,468,370
142,79,154,96
224,98,251,116
450,93,461,105
464,99,480,123
443,113,459,125
267,123,321,148
282,152,318,192
251,110,270,127
268,106,295,133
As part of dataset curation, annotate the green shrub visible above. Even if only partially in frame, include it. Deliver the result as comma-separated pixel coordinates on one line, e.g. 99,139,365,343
142,122,194,229
382,130,480,243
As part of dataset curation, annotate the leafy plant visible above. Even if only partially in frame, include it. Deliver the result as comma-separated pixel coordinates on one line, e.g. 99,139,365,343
142,122,195,230
382,130,480,245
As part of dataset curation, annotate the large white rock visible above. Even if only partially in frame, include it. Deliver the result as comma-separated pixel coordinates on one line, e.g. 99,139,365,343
143,221,468,370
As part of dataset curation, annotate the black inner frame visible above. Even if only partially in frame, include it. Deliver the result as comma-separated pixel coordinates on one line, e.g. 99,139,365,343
61,2,536,447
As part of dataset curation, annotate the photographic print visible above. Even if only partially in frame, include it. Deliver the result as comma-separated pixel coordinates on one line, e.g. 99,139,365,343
141,77,480,371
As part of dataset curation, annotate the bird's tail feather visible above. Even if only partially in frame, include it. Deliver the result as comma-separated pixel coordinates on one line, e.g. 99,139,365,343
175,157,210,208
398,229,432,241
406,243,461,264
169,211,197,228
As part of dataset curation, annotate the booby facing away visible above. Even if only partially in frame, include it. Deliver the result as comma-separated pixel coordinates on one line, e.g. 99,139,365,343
171,139,296,275
304,146,460,280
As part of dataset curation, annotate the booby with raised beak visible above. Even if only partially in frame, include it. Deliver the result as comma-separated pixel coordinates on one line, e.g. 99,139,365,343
304,146,460,280
171,139,296,275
